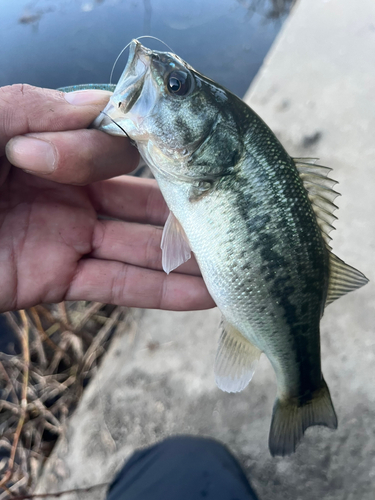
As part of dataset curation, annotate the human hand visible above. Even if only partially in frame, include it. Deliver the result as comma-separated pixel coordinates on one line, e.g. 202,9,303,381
0,84,215,313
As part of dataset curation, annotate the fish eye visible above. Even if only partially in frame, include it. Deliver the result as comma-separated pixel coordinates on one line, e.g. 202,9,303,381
167,70,192,96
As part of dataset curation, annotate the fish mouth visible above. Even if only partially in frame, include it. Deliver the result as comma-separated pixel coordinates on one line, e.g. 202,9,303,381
91,103,128,136
92,39,152,135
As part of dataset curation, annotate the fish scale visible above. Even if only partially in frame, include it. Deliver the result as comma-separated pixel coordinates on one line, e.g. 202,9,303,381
84,39,368,456
157,156,324,394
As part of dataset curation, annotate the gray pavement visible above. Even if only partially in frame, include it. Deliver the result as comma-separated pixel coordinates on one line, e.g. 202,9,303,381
37,0,375,499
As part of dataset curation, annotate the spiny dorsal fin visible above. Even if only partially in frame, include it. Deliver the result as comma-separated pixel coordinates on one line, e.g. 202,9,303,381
293,158,340,247
215,319,261,393
326,252,369,306
161,211,191,274
293,158,369,304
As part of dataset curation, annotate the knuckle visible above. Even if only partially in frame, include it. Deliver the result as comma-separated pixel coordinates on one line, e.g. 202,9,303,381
158,275,168,309
0,84,24,102
145,184,168,226
0,84,42,142
145,226,163,269
63,156,93,186
111,264,129,304
0,84,63,146
70,168,92,186
0,83,37,109
67,133,95,185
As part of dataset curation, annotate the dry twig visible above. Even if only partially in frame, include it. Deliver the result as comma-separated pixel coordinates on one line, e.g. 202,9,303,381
0,310,29,493
0,302,129,499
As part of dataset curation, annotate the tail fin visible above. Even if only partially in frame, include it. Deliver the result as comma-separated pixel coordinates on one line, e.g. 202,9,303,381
268,379,338,456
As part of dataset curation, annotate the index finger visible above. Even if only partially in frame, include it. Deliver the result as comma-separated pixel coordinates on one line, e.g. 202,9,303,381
0,84,112,154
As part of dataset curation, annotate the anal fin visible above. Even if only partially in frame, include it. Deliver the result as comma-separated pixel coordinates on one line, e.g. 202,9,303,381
161,211,191,274
215,319,261,393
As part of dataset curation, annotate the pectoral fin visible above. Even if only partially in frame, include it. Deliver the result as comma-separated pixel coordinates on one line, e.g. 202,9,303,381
161,211,191,274
215,319,261,393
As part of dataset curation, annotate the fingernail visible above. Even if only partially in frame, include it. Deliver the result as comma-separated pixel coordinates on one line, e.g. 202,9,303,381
64,89,113,106
6,136,56,173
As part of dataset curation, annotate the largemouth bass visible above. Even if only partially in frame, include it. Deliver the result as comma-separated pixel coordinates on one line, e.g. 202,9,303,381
87,40,368,456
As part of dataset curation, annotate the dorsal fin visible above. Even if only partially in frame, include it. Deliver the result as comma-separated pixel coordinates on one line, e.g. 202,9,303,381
326,252,369,305
293,158,369,304
293,158,340,247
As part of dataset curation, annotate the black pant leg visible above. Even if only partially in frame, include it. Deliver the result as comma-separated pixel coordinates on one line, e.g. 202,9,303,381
106,435,259,500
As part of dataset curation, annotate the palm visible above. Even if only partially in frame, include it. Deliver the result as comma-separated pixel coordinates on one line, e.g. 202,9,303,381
0,166,215,312
0,168,96,310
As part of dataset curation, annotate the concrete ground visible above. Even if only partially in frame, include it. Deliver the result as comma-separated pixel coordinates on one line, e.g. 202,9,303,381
37,0,375,499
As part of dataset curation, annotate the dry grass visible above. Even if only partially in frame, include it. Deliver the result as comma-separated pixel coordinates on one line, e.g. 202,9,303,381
0,302,130,499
